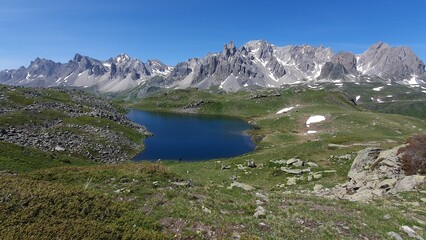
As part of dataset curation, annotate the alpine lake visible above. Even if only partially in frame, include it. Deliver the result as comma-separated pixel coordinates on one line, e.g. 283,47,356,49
127,109,255,161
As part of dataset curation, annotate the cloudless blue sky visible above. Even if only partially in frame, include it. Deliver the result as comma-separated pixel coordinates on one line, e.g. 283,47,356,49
1,0,425,69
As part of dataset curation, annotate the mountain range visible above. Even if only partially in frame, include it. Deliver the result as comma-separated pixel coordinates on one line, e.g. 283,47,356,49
0,41,425,95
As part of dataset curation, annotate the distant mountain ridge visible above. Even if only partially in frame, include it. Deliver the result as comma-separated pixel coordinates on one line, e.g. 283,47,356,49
0,41,425,94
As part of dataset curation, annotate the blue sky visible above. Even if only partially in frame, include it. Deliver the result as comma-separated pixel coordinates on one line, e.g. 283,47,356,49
1,0,425,69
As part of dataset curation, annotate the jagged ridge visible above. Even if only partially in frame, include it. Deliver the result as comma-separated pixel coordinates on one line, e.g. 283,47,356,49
0,41,424,94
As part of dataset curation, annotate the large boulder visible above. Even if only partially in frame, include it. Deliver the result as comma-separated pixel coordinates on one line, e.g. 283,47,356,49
315,144,424,202
348,148,381,179
394,175,426,192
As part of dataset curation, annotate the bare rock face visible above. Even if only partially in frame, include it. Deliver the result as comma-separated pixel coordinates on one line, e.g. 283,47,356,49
332,52,358,74
318,52,357,80
347,147,381,179
319,62,349,80
357,42,425,79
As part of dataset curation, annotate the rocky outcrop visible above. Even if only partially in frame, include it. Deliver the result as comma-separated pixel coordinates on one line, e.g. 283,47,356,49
314,145,426,202
319,52,357,80
0,86,150,163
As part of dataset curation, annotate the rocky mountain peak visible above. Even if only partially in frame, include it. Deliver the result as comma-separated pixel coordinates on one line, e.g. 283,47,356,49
358,42,425,78
73,53,83,62
115,53,130,63
370,41,389,50
223,41,237,58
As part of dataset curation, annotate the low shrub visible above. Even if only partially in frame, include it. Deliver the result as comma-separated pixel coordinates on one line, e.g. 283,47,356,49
398,134,426,175
0,175,168,239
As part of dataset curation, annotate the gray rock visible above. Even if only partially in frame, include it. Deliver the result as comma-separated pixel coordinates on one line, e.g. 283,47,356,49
306,162,318,167
348,148,381,179
247,160,257,168
221,165,231,170
228,182,254,191
378,178,397,189
394,175,426,193
287,177,297,186
281,167,302,174
253,206,266,218
400,225,424,240
255,192,269,202
286,157,301,166
387,231,403,240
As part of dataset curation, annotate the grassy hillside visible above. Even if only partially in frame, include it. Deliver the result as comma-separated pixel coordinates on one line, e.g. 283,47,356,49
1,86,426,239
338,82,426,119
127,88,426,238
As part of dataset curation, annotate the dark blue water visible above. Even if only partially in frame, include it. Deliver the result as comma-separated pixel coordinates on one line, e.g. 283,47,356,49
126,109,255,161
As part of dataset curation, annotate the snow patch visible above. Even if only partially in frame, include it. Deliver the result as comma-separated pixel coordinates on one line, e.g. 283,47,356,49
306,115,326,127
386,95,393,98
276,107,294,114
403,75,419,85
313,62,323,78
288,81,301,85
78,71,87,77
377,98,384,103
219,75,232,89
306,130,317,134
268,72,279,82
64,73,73,80
422,90,426,94
373,86,384,91
356,95,361,102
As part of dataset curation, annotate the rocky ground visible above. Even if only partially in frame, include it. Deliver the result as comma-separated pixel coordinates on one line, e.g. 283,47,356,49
313,146,426,202
0,85,150,163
